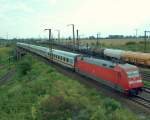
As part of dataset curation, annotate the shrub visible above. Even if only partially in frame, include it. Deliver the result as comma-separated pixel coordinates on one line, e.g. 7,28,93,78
5,43,11,47
90,106,106,120
36,95,85,120
109,109,140,120
0,56,1,63
103,98,121,113
17,56,32,76
125,41,136,45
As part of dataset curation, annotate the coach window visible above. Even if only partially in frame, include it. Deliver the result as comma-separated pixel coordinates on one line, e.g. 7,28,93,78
69,59,73,64
66,58,69,62
81,57,84,60
103,64,107,67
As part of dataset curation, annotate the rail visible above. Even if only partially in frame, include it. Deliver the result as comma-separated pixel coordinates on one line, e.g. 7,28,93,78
130,95,150,109
143,87,150,94
140,71,150,81
0,69,15,86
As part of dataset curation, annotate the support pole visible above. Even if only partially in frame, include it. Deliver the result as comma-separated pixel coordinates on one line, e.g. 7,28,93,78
76,29,79,51
45,29,53,61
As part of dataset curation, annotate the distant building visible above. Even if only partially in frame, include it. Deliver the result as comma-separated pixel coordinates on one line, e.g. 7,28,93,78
108,35,124,39
89,36,96,39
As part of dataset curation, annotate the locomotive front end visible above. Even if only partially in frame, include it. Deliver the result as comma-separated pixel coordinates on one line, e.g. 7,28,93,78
118,64,144,95
125,66,144,95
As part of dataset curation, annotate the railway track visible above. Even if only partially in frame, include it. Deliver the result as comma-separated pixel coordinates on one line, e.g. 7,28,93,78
143,73,150,80
140,71,150,81
17,46,150,115
131,96,150,109
32,54,150,112
143,87,150,94
0,69,15,86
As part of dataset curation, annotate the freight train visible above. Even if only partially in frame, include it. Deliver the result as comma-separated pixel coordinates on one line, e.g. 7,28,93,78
58,44,150,67
102,49,150,67
17,42,144,95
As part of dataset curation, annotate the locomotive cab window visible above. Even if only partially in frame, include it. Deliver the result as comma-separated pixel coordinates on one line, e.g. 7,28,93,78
127,71,139,78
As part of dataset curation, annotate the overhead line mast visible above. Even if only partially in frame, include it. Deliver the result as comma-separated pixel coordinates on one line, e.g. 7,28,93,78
144,30,150,53
45,29,53,60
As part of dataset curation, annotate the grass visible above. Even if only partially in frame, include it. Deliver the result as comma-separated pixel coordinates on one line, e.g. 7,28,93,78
0,46,15,78
102,41,150,52
0,55,149,120
62,38,150,52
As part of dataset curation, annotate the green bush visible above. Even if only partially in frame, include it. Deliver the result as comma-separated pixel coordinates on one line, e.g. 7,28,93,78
103,98,121,113
125,41,136,45
36,95,86,120
0,56,1,63
17,56,32,76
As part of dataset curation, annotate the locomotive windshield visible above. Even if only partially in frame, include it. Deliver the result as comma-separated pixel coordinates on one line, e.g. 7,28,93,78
127,70,139,78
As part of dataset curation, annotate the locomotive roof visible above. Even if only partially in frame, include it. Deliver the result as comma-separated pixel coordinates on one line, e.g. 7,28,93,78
119,64,137,70
82,57,137,70
83,57,116,68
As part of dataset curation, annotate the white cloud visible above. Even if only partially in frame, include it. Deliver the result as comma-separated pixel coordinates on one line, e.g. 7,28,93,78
68,0,150,35
47,0,57,5
14,3,34,13
0,0,150,38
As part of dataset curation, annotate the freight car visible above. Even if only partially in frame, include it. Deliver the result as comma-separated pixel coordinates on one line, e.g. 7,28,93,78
122,51,150,67
17,42,144,95
102,49,150,67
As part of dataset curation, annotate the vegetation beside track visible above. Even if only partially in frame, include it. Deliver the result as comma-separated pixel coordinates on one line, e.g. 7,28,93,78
0,46,15,78
102,41,150,52
0,55,148,120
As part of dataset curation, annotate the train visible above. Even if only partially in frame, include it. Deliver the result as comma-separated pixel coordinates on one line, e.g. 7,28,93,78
56,43,150,67
102,49,150,67
17,42,144,95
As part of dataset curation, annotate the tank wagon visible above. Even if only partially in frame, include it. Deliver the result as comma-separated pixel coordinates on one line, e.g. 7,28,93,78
17,42,144,95
102,49,150,67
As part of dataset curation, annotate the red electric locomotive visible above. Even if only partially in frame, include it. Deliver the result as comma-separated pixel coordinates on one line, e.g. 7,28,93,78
75,56,143,95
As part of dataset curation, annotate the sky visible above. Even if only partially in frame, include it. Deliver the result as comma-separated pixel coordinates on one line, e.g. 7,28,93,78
0,0,150,39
